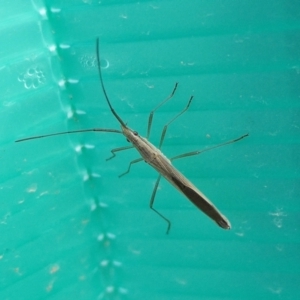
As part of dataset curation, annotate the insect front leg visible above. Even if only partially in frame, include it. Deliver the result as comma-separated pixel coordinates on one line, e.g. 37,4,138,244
149,174,171,234
106,145,134,161
118,158,143,177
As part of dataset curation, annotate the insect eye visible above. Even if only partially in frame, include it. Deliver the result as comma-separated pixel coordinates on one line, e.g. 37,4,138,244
133,131,138,136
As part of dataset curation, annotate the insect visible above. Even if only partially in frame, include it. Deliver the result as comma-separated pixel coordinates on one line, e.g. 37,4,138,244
16,38,248,233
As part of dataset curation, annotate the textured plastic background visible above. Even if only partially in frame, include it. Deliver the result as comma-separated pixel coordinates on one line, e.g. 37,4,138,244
1,0,299,299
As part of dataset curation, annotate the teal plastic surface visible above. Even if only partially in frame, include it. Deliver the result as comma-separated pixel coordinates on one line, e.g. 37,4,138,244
1,1,299,299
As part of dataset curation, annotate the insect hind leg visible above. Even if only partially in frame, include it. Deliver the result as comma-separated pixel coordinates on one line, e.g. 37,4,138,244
170,133,249,161
150,174,171,234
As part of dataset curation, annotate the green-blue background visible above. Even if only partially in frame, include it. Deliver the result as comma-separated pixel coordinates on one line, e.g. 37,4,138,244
1,0,299,299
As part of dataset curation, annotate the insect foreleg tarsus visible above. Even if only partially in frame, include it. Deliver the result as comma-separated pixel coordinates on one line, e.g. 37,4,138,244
106,145,134,161
119,158,143,177
150,174,171,234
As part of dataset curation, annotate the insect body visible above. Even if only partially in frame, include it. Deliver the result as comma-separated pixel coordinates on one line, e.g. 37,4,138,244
120,124,237,232
16,38,248,233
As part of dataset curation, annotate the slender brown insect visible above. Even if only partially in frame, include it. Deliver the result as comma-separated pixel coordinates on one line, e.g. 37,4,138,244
16,38,248,233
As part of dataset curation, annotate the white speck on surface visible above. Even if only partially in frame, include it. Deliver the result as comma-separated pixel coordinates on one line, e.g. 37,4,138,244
26,184,37,193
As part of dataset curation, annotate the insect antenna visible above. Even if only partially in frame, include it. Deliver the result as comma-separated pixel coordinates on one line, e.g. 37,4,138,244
15,39,127,143
96,38,126,128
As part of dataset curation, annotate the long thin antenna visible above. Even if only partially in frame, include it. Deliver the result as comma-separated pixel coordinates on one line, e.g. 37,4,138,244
96,38,126,127
15,128,122,142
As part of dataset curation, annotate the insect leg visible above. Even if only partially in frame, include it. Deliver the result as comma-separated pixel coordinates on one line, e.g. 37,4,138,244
170,134,249,161
118,158,143,177
158,95,193,149
106,145,134,161
147,83,178,139
150,174,171,234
